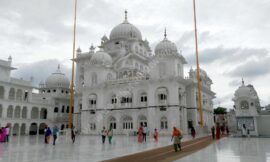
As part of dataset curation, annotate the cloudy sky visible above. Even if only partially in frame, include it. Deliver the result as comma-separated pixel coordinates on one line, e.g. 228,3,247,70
1,0,270,109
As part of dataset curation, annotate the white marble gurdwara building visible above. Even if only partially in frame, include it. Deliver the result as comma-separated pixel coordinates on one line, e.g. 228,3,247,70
73,12,215,135
0,57,71,135
232,80,270,136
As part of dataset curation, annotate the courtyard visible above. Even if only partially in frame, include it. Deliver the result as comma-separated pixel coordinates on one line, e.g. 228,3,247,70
0,135,270,162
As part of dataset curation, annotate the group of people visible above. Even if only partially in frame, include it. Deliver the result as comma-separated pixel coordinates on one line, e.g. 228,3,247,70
137,124,149,143
101,126,113,144
0,125,10,143
211,123,230,140
43,124,76,145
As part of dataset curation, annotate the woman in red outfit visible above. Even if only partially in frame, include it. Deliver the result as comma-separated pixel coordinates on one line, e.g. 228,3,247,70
216,123,221,139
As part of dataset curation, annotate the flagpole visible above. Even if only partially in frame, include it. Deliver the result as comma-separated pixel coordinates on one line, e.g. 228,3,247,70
68,0,77,129
192,0,203,128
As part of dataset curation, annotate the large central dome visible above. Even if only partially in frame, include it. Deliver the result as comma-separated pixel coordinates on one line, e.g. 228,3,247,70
109,11,142,41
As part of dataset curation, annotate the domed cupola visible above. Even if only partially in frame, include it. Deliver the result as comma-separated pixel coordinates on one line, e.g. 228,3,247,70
155,29,178,56
109,10,142,41
90,45,112,67
45,65,70,88
234,79,251,97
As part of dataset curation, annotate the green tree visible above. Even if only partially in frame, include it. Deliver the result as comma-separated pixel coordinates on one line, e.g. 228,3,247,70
214,107,227,114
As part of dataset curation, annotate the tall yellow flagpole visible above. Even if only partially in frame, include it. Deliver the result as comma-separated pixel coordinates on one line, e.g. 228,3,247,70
68,0,77,129
192,0,203,127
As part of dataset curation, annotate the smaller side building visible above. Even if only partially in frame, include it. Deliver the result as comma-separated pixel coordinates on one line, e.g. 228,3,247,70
232,79,270,136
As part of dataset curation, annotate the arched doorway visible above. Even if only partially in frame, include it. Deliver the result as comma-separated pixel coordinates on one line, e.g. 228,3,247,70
39,123,46,134
29,123,38,135
13,123,20,136
21,123,26,135
40,108,47,119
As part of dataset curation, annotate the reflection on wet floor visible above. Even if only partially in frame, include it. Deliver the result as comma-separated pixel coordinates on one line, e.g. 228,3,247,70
0,135,195,162
174,137,270,162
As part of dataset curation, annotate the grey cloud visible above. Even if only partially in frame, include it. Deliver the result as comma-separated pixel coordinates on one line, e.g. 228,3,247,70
185,46,269,65
12,59,71,86
225,57,270,77
228,79,242,87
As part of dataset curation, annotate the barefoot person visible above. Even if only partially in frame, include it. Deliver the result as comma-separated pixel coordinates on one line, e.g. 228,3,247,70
101,127,107,144
191,126,196,139
137,125,143,143
171,127,182,152
153,128,158,142
107,126,113,144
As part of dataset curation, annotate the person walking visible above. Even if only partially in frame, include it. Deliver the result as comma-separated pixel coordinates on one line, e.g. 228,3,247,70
52,125,59,145
191,126,196,139
216,123,221,139
45,126,52,144
137,125,143,143
211,126,215,139
101,127,107,144
241,124,247,137
171,127,182,152
5,125,10,142
153,128,158,142
107,126,113,144
225,125,229,135
71,127,76,143
0,127,7,142
143,124,148,142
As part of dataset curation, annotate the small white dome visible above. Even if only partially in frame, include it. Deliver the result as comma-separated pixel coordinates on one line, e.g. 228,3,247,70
90,48,112,67
155,30,178,56
235,80,251,97
109,11,142,41
45,65,70,88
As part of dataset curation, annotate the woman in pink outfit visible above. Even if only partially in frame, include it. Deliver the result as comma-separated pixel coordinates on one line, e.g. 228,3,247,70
0,127,7,142
137,126,143,143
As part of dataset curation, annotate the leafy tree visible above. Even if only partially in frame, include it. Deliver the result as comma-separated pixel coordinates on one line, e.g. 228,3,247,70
214,107,227,114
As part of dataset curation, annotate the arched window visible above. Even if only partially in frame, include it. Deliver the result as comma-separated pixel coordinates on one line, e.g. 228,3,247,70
31,107,39,119
14,106,21,118
62,106,65,113
160,116,168,130
140,92,147,103
8,88,15,100
111,94,117,104
0,104,2,118
240,100,249,109
89,94,97,108
157,87,168,104
123,116,133,129
109,116,117,129
40,108,47,119
54,107,58,113
138,115,147,127
22,107,27,119
16,89,23,101
0,86,4,99
7,105,13,118
107,73,113,80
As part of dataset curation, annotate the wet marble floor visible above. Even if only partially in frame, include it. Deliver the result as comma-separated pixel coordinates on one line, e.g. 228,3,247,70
0,134,195,162
174,137,270,162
